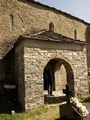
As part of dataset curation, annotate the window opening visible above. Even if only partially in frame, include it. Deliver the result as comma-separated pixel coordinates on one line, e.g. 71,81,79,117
10,15,13,31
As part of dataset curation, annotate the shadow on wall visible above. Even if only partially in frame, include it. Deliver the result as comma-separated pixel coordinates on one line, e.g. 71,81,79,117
0,48,22,114
0,94,22,114
85,24,90,43
0,48,15,86
85,24,90,68
0,48,15,96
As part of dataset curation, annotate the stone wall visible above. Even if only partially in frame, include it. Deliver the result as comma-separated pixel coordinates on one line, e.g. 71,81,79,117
54,62,67,91
0,0,89,59
23,38,88,110
0,0,89,109
0,0,89,88
15,41,25,109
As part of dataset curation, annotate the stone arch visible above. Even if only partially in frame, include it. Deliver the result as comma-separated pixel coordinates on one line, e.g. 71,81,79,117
43,58,74,94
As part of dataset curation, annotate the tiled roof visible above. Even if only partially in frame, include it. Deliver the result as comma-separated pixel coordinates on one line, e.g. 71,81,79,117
21,29,86,44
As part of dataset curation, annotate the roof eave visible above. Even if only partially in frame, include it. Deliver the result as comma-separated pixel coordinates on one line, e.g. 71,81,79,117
20,36,87,45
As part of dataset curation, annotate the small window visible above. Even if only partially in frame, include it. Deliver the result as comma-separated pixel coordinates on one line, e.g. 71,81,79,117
74,29,77,40
10,15,13,31
49,22,54,32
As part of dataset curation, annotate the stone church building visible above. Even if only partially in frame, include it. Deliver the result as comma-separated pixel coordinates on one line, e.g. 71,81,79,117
0,0,90,110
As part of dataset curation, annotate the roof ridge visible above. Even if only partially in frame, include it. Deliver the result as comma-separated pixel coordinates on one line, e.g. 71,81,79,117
18,29,86,44
31,29,47,37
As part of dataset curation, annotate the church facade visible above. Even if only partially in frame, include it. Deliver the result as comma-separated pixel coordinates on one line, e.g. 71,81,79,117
0,0,90,110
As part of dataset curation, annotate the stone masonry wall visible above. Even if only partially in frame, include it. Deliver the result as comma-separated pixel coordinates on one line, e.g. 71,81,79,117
0,0,88,59
0,0,89,88
15,41,25,109
23,39,88,110
55,63,67,91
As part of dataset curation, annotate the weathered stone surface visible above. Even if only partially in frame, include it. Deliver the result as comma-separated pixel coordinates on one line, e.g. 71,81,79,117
0,0,90,111
16,38,88,110
0,0,88,59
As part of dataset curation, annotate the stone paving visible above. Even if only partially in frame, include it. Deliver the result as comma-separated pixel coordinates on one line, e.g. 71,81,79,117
44,91,66,104
44,90,65,96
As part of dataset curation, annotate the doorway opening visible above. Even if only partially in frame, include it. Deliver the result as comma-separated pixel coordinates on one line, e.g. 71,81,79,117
43,58,74,103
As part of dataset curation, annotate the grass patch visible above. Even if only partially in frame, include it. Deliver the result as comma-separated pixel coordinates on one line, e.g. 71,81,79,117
0,94,60,120
0,113,23,120
24,106,49,119
0,105,60,120
23,105,60,120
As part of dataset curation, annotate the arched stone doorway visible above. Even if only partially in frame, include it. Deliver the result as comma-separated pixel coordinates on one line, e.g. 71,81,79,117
43,58,74,97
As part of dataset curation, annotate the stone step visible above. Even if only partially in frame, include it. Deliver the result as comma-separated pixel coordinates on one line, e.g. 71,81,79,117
44,95,66,104
44,90,66,104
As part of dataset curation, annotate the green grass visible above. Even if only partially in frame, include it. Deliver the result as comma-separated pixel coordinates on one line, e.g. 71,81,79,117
0,113,23,120
0,94,60,120
1,94,90,120
0,105,60,120
1,93,90,120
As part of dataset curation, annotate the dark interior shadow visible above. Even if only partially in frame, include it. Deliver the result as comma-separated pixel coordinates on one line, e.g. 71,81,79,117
0,94,22,114
0,47,22,114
